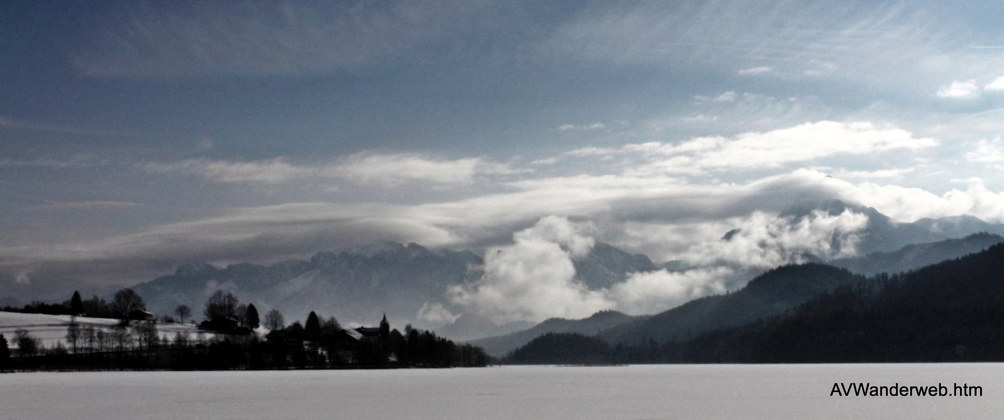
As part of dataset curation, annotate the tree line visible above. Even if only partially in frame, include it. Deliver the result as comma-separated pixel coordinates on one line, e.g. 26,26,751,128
1,289,491,371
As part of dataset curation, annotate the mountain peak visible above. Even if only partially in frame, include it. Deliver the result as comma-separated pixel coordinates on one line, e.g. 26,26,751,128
173,262,217,277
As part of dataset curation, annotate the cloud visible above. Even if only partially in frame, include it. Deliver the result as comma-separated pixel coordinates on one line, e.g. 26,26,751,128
558,122,607,131
608,268,731,315
582,121,937,176
984,76,1004,91
541,1,969,93
937,80,980,98
677,209,869,268
416,302,460,325
140,153,513,188
333,153,483,187
141,158,313,185
449,216,613,323
27,201,145,212
738,66,772,75
448,207,871,321
966,138,1004,163
72,1,491,78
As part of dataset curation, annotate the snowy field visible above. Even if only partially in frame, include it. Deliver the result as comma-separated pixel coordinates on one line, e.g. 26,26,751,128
1,364,1002,419
0,311,206,350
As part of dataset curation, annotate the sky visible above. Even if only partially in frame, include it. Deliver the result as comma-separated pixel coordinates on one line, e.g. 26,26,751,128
4,0,1004,315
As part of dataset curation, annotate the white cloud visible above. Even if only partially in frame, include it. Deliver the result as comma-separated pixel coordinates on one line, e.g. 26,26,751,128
141,158,312,185
984,76,1004,91
417,302,460,325
937,79,980,98
332,153,483,187
608,268,731,315
558,122,607,131
738,66,772,75
449,216,613,323
966,138,1004,163
620,121,936,176
141,153,513,188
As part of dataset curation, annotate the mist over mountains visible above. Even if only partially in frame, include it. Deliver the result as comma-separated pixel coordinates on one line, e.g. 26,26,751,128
110,200,1004,337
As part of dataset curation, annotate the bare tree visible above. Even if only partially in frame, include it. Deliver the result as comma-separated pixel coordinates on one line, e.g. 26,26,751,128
204,290,239,322
264,309,284,332
13,328,40,357
174,304,192,324
66,316,81,353
111,288,146,325
133,321,158,350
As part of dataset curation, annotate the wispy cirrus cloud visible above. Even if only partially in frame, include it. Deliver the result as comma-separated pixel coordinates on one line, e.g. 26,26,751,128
140,157,313,185
139,152,520,188
738,66,772,75
27,201,145,212
558,122,607,131
73,1,489,78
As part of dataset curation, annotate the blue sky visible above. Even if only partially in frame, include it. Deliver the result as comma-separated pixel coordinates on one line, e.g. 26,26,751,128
5,1,1004,307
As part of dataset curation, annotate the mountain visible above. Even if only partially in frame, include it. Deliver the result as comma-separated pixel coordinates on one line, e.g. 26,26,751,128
778,200,1004,256
505,333,612,365
510,244,1004,363
468,310,639,357
600,264,865,345
831,232,1004,276
665,242,1004,362
573,242,657,289
433,314,534,343
133,242,482,326
131,240,656,329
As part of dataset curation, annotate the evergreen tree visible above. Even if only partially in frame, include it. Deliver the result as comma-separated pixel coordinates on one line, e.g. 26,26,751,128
0,333,10,369
305,311,321,338
70,291,84,315
244,304,260,330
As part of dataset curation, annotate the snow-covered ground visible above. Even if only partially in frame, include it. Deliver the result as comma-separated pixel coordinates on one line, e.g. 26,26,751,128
0,311,206,350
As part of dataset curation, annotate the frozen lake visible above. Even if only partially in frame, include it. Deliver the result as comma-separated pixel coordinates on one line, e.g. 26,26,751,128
1,364,1000,419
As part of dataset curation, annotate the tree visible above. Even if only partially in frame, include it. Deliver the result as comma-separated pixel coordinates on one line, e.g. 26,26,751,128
70,291,84,315
0,334,9,368
264,309,284,332
66,316,81,353
305,311,321,338
235,304,248,326
81,325,96,352
244,304,260,330
111,288,146,324
175,304,192,324
110,326,132,351
13,328,39,357
133,321,158,350
203,290,239,322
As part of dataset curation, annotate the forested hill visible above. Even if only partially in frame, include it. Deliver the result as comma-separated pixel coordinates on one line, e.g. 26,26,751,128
671,241,1004,363
830,232,1003,276
468,310,637,357
600,264,865,345
507,243,1004,364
